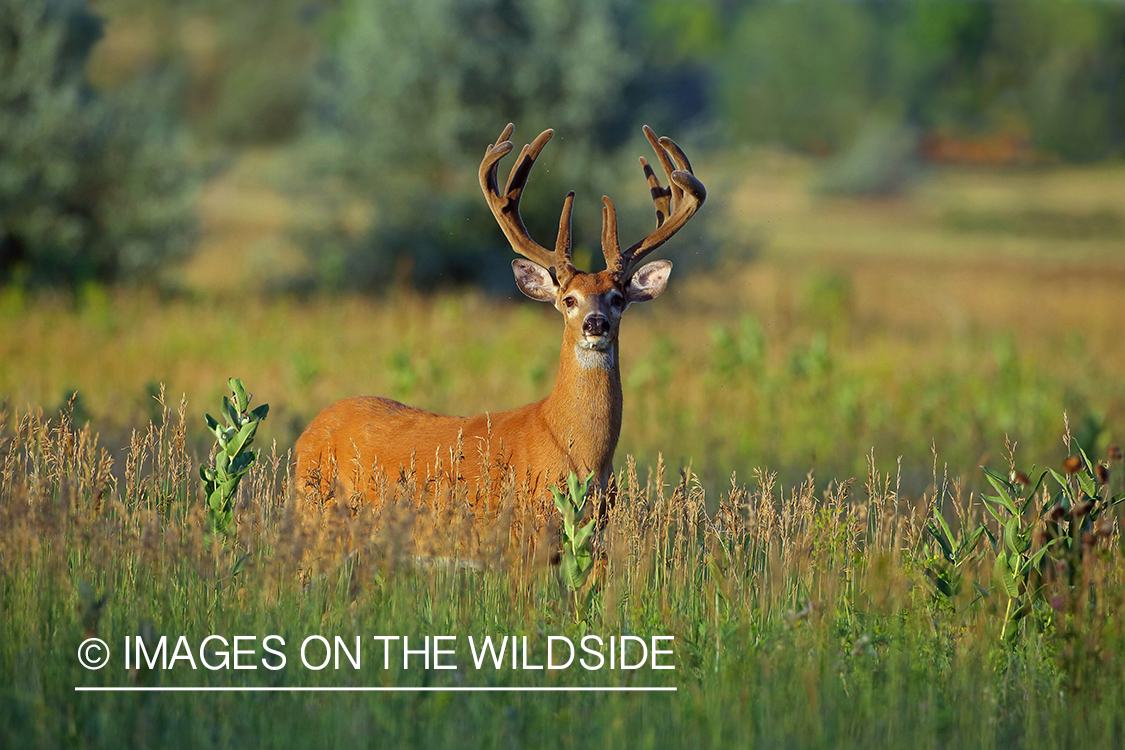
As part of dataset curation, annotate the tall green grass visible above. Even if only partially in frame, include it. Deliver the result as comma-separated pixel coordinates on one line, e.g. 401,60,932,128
2,396,1123,748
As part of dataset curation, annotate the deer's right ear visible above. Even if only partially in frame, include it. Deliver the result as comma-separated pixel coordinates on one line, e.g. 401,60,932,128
512,259,559,303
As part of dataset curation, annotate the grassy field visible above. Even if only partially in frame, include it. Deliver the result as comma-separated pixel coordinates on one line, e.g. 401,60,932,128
2,384,1123,747
2,156,1125,747
2,152,1123,490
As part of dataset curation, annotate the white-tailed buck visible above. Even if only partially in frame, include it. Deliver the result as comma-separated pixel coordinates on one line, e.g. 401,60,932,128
294,123,705,507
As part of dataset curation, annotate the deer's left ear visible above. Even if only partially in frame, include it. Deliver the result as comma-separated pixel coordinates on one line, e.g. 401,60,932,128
625,260,672,303
512,259,559,302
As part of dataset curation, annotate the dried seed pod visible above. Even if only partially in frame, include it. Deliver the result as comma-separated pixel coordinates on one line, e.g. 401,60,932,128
1045,504,1065,524
1011,471,1030,486
1062,455,1083,475
1081,531,1097,548
1070,499,1094,519
1095,519,1113,537
1109,445,1123,462
1095,462,1109,484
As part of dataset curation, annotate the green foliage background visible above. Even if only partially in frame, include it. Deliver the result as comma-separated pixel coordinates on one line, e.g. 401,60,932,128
0,0,195,286
4,0,1125,287
307,0,646,289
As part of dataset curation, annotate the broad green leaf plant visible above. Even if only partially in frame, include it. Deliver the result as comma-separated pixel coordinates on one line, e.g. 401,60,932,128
200,378,269,537
551,472,598,620
923,441,1123,643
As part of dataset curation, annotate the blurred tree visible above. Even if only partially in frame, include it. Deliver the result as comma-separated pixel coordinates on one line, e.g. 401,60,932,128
307,0,680,291
635,0,724,139
0,0,195,286
88,0,322,147
884,0,998,130
717,0,1125,163
719,0,876,153
888,0,1125,160
182,1,318,146
991,0,1125,161
645,0,724,63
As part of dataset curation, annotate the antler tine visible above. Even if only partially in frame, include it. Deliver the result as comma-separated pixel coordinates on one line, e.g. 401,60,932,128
639,157,671,229
604,125,706,282
642,125,675,225
557,191,576,260
601,196,622,275
479,124,576,285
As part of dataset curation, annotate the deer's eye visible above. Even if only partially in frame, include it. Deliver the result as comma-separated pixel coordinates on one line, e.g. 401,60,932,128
563,296,577,309
610,295,625,308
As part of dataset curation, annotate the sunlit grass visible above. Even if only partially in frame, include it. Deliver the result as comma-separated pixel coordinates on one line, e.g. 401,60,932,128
2,248,1121,493
2,158,1124,747
1,396,1122,747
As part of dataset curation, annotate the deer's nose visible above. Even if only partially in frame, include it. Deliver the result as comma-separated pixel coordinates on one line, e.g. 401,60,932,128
583,314,610,337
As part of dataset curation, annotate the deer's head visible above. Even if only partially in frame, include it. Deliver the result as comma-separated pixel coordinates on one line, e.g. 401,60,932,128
479,124,705,358
511,261,670,354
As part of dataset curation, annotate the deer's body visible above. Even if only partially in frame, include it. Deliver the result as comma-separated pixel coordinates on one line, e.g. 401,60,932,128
294,328,622,500
294,123,703,507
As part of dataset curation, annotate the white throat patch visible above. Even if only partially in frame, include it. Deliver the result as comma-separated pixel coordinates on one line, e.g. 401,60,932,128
574,344,615,371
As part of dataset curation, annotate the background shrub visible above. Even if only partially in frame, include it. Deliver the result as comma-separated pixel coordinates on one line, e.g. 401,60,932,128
303,0,715,291
0,0,195,287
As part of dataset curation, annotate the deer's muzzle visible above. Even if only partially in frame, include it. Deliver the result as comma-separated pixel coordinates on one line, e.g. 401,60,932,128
582,314,610,337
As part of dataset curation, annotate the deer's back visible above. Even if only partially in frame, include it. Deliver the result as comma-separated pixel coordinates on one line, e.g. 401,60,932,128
293,396,560,503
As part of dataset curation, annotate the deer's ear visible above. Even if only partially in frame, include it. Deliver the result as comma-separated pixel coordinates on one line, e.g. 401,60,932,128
512,259,558,302
625,260,672,304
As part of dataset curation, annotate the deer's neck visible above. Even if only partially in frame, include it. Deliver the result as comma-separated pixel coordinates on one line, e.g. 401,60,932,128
542,333,623,478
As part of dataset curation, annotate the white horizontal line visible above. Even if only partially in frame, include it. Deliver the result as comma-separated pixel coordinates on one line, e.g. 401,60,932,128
75,686,676,693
